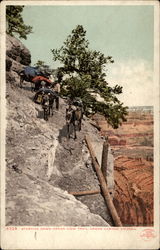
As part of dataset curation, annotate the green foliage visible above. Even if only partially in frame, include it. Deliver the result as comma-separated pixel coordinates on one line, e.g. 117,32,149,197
34,60,45,67
51,25,128,128
52,25,114,78
6,6,32,39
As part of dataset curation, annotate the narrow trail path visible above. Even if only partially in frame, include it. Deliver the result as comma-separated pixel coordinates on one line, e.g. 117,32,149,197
6,82,113,226
43,95,114,225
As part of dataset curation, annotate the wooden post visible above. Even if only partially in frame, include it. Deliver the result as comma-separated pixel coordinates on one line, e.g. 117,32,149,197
101,137,109,182
85,135,122,227
69,190,100,196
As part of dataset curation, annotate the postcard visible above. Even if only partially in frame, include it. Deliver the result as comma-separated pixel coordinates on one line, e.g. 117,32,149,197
0,0,159,249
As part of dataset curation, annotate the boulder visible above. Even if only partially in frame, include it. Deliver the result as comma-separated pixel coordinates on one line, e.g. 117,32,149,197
6,70,20,86
6,34,31,85
6,56,12,71
10,58,25,74
6,171,110,226
6,34,31,66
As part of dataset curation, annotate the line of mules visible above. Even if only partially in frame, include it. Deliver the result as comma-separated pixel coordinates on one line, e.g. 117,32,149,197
40,94,84,139
19,67,84,139
19,68,52,91
41,93,54,121
34,88,59,121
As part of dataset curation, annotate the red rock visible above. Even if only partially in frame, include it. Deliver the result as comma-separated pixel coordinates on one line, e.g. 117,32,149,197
108,136,119,146
119,139,126,145
113,157,153,226
92,109,153,226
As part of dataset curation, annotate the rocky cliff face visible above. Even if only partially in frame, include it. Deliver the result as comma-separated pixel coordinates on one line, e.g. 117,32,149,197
6,34,31,84
5,35,114,226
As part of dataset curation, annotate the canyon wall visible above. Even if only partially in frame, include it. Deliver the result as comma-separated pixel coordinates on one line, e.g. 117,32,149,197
92,109,154,226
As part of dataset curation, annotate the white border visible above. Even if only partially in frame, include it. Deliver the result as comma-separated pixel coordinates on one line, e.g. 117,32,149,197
1,1,159,249
1,0,159,6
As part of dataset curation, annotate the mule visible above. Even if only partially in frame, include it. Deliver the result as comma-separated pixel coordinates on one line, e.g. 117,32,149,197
42,94,50,121
48,93,55,116
66,105,83,139
41,93,55,120
19,70,34,90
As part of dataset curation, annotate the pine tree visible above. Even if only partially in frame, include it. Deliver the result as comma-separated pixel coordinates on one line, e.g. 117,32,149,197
34,60,45,67
6,6,32,39
51,25,128,128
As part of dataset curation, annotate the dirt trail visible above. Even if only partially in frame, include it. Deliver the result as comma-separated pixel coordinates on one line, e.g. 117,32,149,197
43,90,114,225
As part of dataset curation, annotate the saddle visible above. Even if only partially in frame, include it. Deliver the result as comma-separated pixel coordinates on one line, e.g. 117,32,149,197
37,95,43,104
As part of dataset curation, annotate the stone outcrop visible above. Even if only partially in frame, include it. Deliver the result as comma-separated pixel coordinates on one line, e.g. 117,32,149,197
6,154,109,227
6,34,31,66
6,34,31,84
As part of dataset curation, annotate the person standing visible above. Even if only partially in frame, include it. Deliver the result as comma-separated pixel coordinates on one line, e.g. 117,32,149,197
49,74,54,82
53,80,61,110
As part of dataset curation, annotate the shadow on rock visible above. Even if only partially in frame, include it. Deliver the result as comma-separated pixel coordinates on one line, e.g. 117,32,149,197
22,85,34,92
58,124,68,143
37,110,44,119
58,123,77,143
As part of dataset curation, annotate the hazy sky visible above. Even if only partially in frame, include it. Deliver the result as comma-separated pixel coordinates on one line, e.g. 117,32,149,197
21,4,154,106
